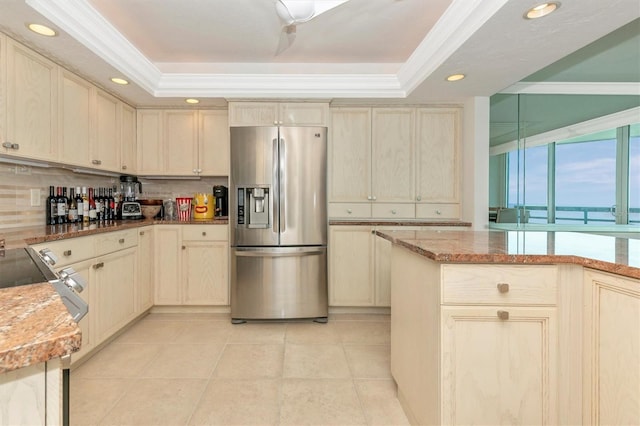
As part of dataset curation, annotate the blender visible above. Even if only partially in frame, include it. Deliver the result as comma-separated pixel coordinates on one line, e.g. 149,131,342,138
119,175,143,219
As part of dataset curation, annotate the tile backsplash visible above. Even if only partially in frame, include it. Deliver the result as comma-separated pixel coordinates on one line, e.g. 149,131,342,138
0,162,227,229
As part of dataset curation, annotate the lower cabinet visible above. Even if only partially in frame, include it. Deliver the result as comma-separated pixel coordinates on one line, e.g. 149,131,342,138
583,269,640,425
136,226,154,312
155,224,229,306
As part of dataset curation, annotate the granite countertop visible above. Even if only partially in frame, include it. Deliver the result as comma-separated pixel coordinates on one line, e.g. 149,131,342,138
1,218,229,248
0,283,81,373
376,229,640,280
329,220,472,227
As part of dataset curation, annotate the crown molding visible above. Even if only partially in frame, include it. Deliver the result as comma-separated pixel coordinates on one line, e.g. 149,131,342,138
501,81,640,95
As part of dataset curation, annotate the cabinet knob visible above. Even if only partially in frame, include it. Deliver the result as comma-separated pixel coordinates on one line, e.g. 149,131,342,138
119,238,125,244
182,245,186,250
122,165,128,170
202,231,206,236
367,196,372,201
416,196,422,201
435,209,442,215
139,231,144,236
197,168,202,174
372,196,377,201
63,250,72,256
391,209,397,215
193,168,197,174
497,310,509,320
92,159,102,165
497,283,510,293
347,209,352,214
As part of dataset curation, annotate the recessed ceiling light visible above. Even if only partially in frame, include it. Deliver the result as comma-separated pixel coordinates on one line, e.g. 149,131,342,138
446,74,465,82
185,98,200,104
27,23,56,37
524,2,560,19
110,77,129,85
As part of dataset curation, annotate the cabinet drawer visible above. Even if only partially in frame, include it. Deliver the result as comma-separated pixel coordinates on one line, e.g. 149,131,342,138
442,264,557,305
371,203,415,219
31,236,95,267
328,203,371,218
94,229,138,255
416,203,459,219
182,225,228,241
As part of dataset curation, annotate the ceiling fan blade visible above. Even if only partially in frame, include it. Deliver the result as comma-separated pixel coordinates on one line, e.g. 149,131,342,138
275,25,296,55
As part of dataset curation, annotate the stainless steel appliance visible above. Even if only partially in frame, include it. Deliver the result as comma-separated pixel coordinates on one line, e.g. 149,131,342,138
119,175,143,219
0,240,88,425
213,185,228,217
230,126,327,322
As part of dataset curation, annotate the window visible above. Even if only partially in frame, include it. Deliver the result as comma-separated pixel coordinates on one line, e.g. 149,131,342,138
507,145,548,223
630,124,639,224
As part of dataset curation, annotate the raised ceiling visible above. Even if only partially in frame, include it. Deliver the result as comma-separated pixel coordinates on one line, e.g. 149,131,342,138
0,0,638,107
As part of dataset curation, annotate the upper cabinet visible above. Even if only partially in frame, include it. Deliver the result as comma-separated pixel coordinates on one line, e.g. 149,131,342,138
92,89,121,171
329,106,461,220
137,109,229,176
120,103,137,174
228,101,329,126
2,37,58,161
58,70,92,167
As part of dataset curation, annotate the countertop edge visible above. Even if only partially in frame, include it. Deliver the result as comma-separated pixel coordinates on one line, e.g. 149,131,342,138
329,220,472,227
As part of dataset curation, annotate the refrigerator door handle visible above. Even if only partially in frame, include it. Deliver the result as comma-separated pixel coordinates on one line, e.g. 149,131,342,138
234,247,325,257
279,137,286,234
272,138,279,235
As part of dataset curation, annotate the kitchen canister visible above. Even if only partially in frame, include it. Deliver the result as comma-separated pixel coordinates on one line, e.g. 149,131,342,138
192,193,214,219
176,197,192,221
163,199,177,221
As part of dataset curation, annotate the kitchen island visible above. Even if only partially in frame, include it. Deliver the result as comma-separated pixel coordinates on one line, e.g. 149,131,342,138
378,229,639,425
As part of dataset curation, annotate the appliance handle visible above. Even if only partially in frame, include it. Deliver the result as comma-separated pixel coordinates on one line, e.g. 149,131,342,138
273,138,279,235
279,137,286,234
234,247,325,257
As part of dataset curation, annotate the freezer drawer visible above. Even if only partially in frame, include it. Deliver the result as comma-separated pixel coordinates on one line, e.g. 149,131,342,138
231,246,328,320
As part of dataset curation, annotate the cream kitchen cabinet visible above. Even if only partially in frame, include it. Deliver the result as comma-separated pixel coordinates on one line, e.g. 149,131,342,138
58,70,92,167
228,101,329,126
329,226,375,306
329,106,461,220
120,103,136,173
136,226,154,313
154,225,229,305
91,89,121,172
2,38,58,162
583,269,640,425
137,109,229,176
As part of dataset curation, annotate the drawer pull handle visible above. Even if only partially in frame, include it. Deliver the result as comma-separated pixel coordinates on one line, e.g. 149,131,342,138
93,262,104,269
119,238,125,244
497,310,509,320
91,159,102,165
497,283,510,293
202,232,206,236
63,250,72,256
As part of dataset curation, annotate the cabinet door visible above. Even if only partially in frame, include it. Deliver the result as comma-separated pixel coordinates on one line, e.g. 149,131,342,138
93,90,120,171
329,108,371,203
371,108,415,203
583,270,640,425
329,226,374,306
441,306,557,425
136,226,154,313
279,103,329,125
58,70,92,167
136,109,163,174
5,39,58,161
198,110,229,176
182,241,229,305
120,103,136,174
154,225,182,304
0,363,46,425
164,110,198,175
415,108,460,203
228,102,278,126
66,259,93,364
92,247,137,343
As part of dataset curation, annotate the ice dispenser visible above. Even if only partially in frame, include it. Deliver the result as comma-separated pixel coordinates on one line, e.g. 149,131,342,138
237,186,270,228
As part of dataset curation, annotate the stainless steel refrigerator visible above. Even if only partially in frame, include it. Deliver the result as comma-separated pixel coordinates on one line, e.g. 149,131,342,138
230,126,327,322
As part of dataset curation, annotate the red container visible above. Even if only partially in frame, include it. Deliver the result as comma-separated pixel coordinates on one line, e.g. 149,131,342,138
176,197,192,221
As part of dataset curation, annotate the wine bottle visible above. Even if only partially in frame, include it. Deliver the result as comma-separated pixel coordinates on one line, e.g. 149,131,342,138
56,187,66,224
95,187,102,222
62,187,70,222
82,187,89,223
108,188,115,221
46,186,56,225
88,188,97,221
76,186,84,223
68,187,78,223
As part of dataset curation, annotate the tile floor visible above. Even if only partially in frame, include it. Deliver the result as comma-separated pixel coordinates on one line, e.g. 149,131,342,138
70,313,410,425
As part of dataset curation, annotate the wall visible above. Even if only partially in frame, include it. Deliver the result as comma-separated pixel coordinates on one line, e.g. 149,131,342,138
0,162,227,229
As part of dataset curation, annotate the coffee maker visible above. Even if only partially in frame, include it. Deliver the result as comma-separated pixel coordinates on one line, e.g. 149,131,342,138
119,175,143,219
213,185,228,217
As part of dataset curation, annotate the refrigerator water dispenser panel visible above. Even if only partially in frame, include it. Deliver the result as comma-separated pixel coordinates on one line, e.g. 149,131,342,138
237,187,271,229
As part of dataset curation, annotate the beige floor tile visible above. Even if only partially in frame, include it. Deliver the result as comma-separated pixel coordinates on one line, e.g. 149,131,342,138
344,345,392,378
329,313,391,322
113,318,185,344
228,322,287,344
189,378,281,425
99,378,207,425
172,321,233,345
285,322,341,344
72,343,162,379
283,343,351,379
355,379,410,425
336,321,391,345
144,313,231,322
69,378,130,425
140,343,224,379
280,378,367,425
214,344,284,379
